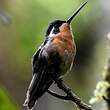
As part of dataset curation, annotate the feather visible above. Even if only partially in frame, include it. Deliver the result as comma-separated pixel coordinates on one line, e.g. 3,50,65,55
24,57,53,109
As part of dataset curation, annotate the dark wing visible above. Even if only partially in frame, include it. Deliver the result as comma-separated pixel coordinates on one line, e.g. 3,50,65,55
24,43,53,109
32,39,48,75
32,43,44,75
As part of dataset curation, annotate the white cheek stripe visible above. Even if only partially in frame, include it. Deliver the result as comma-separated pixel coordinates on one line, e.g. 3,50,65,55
49,27,55,37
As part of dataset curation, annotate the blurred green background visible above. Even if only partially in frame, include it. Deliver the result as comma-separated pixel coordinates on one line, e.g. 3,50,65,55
0,0,110,110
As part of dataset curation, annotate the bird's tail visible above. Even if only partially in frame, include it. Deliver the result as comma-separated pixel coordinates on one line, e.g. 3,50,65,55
23,74,37,109
23,66,53,109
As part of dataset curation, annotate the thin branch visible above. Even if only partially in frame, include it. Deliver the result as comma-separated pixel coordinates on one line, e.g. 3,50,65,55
47,79,95,110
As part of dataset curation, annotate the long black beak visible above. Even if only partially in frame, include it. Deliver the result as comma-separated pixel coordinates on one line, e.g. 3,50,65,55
67,1,88,24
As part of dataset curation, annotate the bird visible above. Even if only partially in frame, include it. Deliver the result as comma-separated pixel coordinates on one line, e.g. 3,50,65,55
23,1,88,109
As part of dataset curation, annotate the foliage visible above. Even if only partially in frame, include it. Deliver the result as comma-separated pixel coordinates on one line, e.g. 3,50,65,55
0,86,18,110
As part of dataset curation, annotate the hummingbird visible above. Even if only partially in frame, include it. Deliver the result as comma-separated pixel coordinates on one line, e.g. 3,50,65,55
23,1,88,109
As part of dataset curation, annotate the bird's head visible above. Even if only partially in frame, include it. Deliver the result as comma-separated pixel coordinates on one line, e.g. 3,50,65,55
45,1,88,37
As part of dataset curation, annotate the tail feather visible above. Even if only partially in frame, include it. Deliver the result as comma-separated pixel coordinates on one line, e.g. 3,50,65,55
23,74,37,109
23,66,53,109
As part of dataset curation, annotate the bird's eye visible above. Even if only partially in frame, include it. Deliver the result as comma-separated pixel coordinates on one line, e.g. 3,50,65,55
53,27,59,34
54,24,57,28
